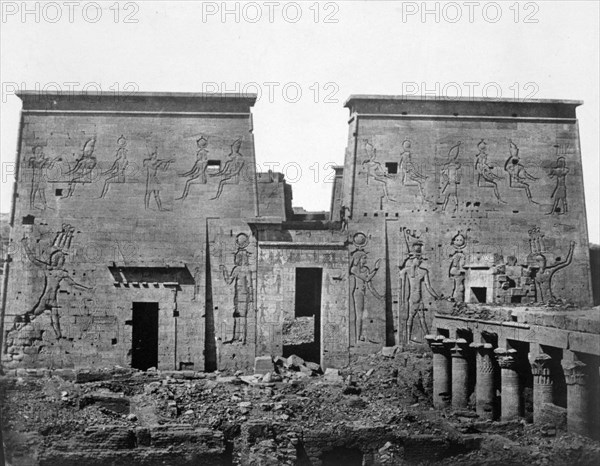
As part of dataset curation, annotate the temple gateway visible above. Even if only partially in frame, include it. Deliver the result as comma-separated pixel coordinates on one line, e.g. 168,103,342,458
1,92,598,437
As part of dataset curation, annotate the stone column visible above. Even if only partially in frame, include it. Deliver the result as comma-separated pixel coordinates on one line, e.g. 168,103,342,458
471,342,495,419
426,335,451,408
530,353,553,423
495,348,521,421
562,360,589,436
451,338,469,409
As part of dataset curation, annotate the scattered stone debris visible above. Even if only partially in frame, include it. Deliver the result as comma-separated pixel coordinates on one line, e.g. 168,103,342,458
2,349,599,465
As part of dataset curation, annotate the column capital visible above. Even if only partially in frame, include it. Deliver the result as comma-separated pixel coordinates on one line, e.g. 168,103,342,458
494,347,518,370
530,353,553,385
425,335,448,354
450,338,468,358
562,360,587,386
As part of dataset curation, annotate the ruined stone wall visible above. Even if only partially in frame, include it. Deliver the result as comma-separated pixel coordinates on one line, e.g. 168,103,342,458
342,97,593,348
2,92,258,371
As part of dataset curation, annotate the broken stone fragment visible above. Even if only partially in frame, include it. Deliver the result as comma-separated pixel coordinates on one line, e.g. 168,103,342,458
254,356,274,375
381,346,398,357
79,391,130,414
285,354,305,370
323,368,343,384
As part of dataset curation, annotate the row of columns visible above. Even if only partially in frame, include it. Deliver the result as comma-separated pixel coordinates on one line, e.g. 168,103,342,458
426,334,593,437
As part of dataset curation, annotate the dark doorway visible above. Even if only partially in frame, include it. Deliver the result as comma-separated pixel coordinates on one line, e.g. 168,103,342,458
321,447,363,466
283,268,322,363
471,287,487,303
131,302,159,370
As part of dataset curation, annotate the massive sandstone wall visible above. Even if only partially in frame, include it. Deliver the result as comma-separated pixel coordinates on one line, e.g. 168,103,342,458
341,96,593,348
2,92,258,370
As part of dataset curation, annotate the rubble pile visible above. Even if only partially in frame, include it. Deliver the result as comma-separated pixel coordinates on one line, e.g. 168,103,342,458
1,348,599,465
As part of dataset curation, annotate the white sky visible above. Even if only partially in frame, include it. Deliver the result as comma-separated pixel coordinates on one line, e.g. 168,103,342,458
1,1,598,242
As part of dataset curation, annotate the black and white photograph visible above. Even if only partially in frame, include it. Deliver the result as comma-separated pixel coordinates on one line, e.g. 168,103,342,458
0,1,599,464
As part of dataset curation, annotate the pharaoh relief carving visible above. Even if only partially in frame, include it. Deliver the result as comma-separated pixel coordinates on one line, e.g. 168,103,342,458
13,224,92,339
398,228,441,345
143,145,174,211
362,139,397,204
176,136,209,200
546,153,569,215
504,140,540,205
349,232,382,344
210,137,245,200
220,233,254,344
99,135,129,199
474,139,506,204
28,144,60,210
440,142,462,212
62,137,98,199
527,226,575,303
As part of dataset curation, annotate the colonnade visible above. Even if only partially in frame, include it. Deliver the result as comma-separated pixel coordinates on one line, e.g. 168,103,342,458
425,334,595,437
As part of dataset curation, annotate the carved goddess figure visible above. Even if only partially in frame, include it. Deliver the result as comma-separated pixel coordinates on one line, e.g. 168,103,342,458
362,139,396,202
176,136,209,200
210,138,245,200
448,231,467,302
546,156,569,215
63,137,98,198
99,135,129,198
475,139,506,203
398,139,428,199
504,140,539,204
220,234,254,344
349,250,382,343
440,142,462,212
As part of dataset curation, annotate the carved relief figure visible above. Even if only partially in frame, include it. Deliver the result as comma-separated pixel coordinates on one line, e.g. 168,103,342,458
210,138,245,200
28,145,60,210
504,140,539,204
143,145,173,210
220,233,254,344
349,233,382,343
62,137,98,198
362,139,397,203
192,266,202,301
99,135,129,198
340,204,351,232
440,142,462,212
475,139,506,203
17,224,91,338
399,228,441,344
176,136,209,200
546,156,569,215
527,227,575,303
448,231,467,302
398,139,428,200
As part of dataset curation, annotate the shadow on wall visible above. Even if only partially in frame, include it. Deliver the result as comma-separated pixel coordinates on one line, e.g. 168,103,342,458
590,244,600,305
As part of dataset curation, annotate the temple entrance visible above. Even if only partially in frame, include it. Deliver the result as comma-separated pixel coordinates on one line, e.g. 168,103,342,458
131,302,159,370
283,267,322,364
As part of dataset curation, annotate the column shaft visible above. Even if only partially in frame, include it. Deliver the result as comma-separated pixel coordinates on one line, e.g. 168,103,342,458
531,353,553,423
563,360,589,436
473,343,495,419
496,349,521,421
451,341,469,409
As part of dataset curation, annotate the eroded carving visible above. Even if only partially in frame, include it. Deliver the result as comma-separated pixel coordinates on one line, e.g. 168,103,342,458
220,233,254,344
28,145,60,210
399,139,428,201
362,139,397,204
176,136,209,200
504,140,539,204
546,155,569,215
399,228,441,344
440,142,462,212
448,231,467,303
15,224,91,339
474,139,506,203
349,233,382,343
99,135,129,199
527,226,575,303
62,137,98,199
210,138,245,200
143,145,174,211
